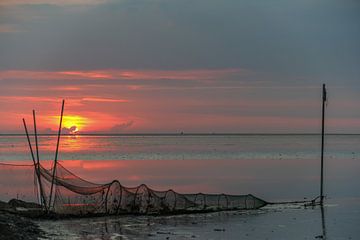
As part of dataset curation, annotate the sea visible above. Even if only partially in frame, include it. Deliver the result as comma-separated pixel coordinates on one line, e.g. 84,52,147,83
0,134,359,239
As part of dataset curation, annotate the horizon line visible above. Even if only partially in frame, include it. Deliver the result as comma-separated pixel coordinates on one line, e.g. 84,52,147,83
0,132,359,136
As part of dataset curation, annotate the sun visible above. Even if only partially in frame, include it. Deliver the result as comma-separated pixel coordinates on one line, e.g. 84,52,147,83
52,115,89,133
67,126,79,135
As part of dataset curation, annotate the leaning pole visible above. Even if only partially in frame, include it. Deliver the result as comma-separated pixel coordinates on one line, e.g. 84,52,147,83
32,110,47,210
48,99,65,211
320,84,327,205
22,118,44,208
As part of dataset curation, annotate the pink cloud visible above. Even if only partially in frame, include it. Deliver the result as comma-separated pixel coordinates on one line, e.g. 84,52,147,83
0,68,245,81
0,0,109,5
58,71,113,79
0,24,22,33
82,97,130,103
116,68,244,80
0,96,129,104
109,121,134,132
51,86,82,91
0,96,59,103
0,70,103,80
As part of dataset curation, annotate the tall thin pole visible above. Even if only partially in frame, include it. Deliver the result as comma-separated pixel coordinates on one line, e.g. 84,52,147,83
33,111,40,167
22,118,37,168
320,204,327,239
32,111,47,210
320,84,327,205
48,99,65,210
23,118,46,210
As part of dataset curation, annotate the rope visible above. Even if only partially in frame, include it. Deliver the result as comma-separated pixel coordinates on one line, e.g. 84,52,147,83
267,196,321,206
0,162,34,167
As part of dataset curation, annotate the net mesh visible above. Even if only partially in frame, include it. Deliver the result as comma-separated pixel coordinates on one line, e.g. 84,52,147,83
0,162,267,215
0,162,38,203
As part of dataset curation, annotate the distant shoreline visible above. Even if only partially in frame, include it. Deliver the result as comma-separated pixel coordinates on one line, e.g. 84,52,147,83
0,133,359,136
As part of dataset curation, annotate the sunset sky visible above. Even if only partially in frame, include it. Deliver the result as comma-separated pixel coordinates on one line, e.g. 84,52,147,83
0,0,359,133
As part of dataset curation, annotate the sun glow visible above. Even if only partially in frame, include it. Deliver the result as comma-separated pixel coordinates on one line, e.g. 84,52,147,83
52,115,89,133
63,115,87,129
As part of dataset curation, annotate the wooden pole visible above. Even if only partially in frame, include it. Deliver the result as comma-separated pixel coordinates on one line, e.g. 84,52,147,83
320,204,327,238
48,99,65,210
23,118,45,209
33,111,40,167
32,111,47,210
320,84,326,205
22,119,37,168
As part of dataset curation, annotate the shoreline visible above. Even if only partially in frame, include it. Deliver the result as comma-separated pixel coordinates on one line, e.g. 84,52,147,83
0,200,45,239
0,210,44,240
1,198,359,239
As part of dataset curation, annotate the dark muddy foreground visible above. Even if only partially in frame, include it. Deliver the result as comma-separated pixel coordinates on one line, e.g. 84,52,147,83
0,200,44,240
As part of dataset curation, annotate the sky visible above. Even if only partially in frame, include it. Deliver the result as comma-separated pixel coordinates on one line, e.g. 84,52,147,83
0,0,359,134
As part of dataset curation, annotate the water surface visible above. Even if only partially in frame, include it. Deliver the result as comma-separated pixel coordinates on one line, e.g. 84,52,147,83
0,134,359,239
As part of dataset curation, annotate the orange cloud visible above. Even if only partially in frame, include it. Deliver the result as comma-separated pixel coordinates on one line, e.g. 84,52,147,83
0,68,244,81
0,96,59,103
82,97,130,103
0,70,106,80
58,71,112,79
0,24,22,33
117,68,244,80
0,96,129,105
0,0,109,5
51,86,81,91
53,115,90,130
0,95,134,132
39,111,130,132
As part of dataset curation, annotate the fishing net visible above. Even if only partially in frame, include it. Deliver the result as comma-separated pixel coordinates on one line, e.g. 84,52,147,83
0,162,38,203
0,162,267,215
39,162,267,215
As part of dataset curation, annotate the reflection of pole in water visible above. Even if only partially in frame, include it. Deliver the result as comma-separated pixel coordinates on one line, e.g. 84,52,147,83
320,205,327,239
320,84,327,205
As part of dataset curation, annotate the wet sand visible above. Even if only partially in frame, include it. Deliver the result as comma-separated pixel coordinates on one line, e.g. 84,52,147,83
36,198,360,240
0,197,358,239
0,211,44,240
0,200,45,239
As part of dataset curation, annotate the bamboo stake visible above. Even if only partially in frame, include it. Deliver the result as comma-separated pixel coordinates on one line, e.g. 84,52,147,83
33,111,40,167
320,84,326,205
23,119,43,208
32,111,47,210
48,99,65,210
22,119,37,169
320,204,327,238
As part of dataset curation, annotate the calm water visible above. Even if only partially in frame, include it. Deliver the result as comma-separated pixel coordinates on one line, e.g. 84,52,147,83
38,200,360,240
1,134,359,239
0,134,359,201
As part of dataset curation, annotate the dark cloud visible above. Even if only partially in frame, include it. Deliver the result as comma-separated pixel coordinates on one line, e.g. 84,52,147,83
42,127,55,134
0,1,360,133
0,0,359,82
110,121,134,132
62,126,78,134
